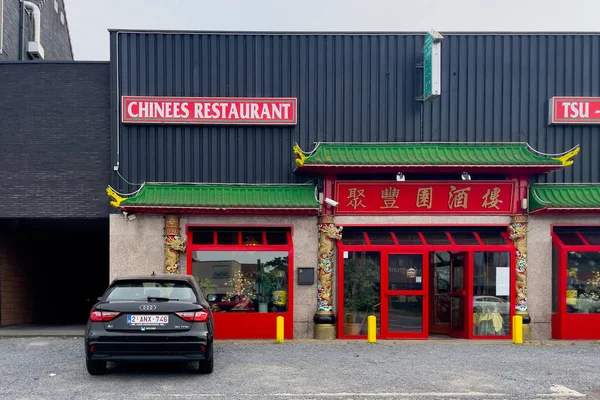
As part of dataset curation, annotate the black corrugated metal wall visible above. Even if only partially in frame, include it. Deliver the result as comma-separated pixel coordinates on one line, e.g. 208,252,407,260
110,32,600,193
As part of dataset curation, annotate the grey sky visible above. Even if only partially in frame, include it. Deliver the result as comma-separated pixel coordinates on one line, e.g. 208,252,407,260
66,0,600,61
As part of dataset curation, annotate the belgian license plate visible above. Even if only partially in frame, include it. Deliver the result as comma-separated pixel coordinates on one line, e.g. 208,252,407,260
127,315,169,325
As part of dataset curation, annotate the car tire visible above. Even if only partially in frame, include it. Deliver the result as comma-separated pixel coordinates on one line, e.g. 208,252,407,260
86,359,107,375
196,357,213,374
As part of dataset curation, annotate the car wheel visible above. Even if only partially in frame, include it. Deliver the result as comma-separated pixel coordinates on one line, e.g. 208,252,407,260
196,357,213,374
86,359,107,375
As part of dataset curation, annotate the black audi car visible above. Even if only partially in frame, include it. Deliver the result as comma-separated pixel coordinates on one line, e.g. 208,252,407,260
85,274,214,375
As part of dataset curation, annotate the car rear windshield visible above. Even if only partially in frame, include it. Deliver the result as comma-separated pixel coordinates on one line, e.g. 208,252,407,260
105,281,197,302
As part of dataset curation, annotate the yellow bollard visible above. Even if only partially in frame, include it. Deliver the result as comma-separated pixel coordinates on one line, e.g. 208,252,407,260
276,316,284,343
367,315,376,343
512,315,523,344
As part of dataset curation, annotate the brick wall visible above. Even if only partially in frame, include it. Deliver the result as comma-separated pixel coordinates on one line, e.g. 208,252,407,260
0,226,34,327
1,0,73,61
0,62,111,218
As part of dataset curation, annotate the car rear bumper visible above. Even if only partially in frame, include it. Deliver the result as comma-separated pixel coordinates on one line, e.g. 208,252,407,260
85,327,212,363
87,341,210,362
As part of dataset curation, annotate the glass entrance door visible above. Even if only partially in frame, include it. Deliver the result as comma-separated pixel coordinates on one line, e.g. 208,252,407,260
449,252,469,338
342,252,381,337
382,253,428,339
429,252,451,334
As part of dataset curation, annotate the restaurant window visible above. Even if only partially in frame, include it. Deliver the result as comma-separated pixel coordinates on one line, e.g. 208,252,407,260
553,227,600,315
565,251,600,314
472,252,510,336
343,252,381,335
188,227,291,314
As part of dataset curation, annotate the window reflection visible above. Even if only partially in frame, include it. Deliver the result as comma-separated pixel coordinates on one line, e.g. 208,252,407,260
388,296,423,333
472,252,510,336
566,252,600,314
388,254,423,291
192,251,289,313
343,252,381,335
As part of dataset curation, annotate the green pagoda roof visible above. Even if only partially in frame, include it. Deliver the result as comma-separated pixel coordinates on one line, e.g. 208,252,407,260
107,183,320,215
529,184,600,213
293,142,579,174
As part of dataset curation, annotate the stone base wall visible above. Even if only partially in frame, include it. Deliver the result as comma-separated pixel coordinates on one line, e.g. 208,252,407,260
109,214,318,338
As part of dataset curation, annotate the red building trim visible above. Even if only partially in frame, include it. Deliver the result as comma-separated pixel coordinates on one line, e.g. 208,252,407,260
120,206,319,215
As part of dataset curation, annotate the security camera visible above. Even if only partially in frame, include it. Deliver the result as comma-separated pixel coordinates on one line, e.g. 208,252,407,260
324,197,339,207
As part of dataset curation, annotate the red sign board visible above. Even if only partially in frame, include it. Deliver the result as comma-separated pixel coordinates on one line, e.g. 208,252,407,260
334,181,516,215
549,97,600,124
122,96,297,125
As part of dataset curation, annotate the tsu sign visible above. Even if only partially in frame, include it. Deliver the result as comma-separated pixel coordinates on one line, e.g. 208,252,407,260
549,97,600,124
122,96,297,125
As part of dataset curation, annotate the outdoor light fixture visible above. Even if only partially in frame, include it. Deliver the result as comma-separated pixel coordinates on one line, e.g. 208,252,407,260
461,172,471,181
396,172,405,182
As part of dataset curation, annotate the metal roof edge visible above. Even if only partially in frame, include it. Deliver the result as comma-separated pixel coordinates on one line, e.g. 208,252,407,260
530,183,600,186
108,29,600,36
141,182,317,187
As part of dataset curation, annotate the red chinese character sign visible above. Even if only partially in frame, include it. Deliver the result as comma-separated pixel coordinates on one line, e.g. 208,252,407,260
334,182,516,215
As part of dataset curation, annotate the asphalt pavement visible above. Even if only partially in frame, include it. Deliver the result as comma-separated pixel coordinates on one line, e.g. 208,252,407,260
1,337,599,399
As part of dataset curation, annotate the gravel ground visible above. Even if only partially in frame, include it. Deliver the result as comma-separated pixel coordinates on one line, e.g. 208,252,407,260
1,337,600,399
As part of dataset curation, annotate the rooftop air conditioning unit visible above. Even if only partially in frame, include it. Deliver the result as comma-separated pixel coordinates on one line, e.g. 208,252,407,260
27,41,45,60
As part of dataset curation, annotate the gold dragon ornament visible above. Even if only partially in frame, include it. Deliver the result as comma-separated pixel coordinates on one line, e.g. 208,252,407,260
317,223,343,312
509,221,528,312
164,236,187,274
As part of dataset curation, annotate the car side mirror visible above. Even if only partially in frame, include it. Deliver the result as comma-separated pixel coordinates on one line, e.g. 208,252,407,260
97,297,102,302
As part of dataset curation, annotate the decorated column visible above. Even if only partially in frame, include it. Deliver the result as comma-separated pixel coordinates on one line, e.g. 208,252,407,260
509,215,531,340
313,215,343,340
163,215,187,274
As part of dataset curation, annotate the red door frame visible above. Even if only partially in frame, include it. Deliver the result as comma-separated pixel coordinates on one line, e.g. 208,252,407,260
186,225,295,340
337,227,515,340
551,226,600,340
382,250,429,339
449,251,470,339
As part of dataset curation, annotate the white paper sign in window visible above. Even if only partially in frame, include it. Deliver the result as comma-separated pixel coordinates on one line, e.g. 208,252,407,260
496,267,510,296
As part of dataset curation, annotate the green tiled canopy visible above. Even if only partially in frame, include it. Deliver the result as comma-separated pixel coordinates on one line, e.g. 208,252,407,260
529,184,600,213
117,183,320,213
294,142,578,169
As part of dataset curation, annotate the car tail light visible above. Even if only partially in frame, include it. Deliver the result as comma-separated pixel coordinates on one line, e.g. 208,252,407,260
90,309,121,322
89,345,95,353
176,310,209,322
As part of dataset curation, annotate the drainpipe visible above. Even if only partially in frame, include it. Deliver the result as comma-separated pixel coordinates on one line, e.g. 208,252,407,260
23,2,40,43
22,1,44,59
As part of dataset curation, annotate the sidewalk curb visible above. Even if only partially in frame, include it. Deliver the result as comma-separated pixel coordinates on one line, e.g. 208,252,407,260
1,334,599,345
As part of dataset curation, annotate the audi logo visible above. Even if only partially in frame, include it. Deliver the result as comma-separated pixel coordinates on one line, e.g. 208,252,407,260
139,305,157,311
